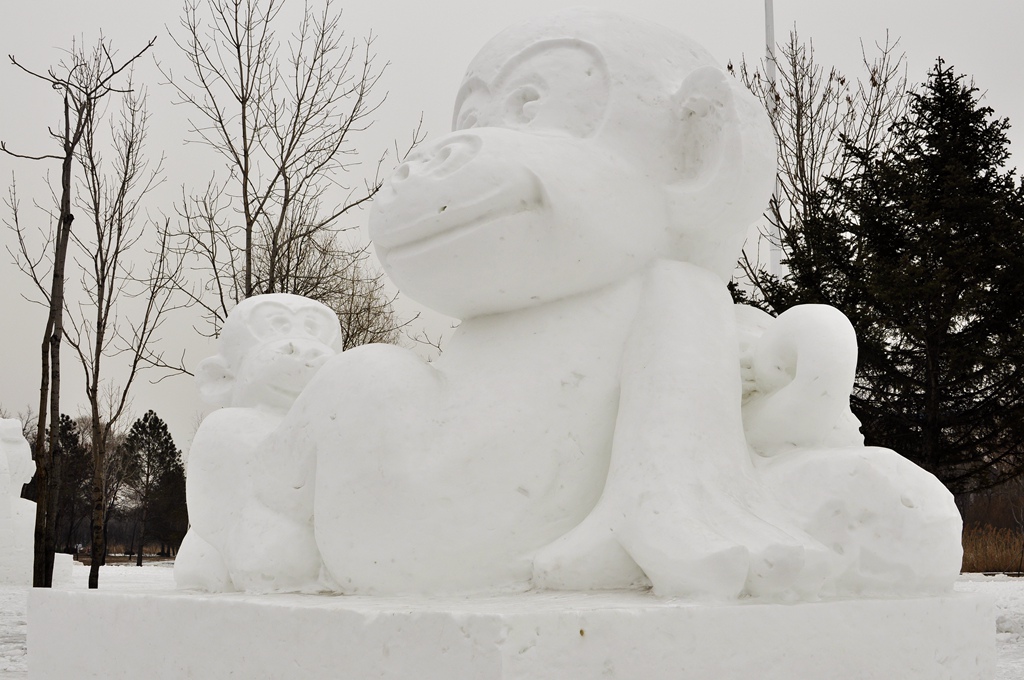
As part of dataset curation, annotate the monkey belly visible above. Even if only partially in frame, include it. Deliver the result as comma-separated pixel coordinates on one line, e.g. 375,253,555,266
302,342,619,594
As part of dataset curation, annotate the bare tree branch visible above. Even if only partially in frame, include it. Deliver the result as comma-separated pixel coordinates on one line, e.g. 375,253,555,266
159,0,419,343
736,30,909,310
4,35,157,589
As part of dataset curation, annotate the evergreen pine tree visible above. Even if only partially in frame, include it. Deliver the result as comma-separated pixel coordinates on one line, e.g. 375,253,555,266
122,411,183,564
55,415,91,553
147,460,188,556
765,59,1024,493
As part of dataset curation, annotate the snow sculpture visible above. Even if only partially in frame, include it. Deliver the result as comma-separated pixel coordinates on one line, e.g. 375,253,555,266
1,418,36,584
181,9,962,599
737,305,961,594
174,294,341,592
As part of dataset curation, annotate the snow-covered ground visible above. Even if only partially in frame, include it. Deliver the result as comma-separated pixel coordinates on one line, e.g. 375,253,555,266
1,562,175,679
1,565,1021,678
956,574,1024,678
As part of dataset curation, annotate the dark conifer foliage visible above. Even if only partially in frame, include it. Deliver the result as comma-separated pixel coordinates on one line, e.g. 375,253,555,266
760,60,1024,493
122,410,187,563
145,459,188,555
55,415,92,553
20,415,93,553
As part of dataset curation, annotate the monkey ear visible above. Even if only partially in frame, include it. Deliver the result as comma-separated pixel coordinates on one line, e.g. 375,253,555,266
195,355,235,408
666,65,776,280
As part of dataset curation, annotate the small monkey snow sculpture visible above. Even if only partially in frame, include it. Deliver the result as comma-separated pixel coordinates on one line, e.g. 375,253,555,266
175,294,341,592
1,419,36,583
180,10,961,599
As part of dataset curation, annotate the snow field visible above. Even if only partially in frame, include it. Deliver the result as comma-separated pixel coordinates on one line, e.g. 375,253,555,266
1,562,175,679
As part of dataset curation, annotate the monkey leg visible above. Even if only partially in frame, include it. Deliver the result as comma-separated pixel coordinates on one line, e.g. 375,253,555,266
533,260,835,599
173,528,235,593
758,445,963,596
223,497,322,594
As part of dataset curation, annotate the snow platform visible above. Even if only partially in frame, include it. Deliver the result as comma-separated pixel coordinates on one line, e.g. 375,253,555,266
29,588,995,679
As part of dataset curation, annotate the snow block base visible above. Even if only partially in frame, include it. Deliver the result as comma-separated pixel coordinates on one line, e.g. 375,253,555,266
29,589,994,679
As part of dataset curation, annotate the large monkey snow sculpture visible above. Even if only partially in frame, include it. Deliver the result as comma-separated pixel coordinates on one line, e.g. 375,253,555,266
181,9,961,600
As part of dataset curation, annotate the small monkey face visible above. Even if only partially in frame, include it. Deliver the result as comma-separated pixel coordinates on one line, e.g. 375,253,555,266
234,336,333,412
244,300,339,347
232,301,338,411
199,295,342,411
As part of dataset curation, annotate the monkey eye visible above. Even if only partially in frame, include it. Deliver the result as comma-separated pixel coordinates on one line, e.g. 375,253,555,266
303,317,321,336
270,314,292,334
505,85,541,125
451,41,608,136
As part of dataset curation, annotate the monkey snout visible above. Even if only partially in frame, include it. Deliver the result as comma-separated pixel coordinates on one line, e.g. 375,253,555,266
304,346,331,369
392,135,482,185
272,340,332,367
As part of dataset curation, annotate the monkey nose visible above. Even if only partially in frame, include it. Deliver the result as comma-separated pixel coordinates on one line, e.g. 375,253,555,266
276,341,331,367
303,345,331,368
391,135,482,185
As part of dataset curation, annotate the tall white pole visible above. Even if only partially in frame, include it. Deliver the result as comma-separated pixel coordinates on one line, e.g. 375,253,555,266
765,0,782,279
765,0,777,88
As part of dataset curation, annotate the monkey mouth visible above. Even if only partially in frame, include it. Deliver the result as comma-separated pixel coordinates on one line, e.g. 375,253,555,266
372,169,545,253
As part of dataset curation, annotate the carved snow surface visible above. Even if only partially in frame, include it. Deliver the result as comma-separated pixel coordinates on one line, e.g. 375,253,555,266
177,9,962,600
0,417,73,585
0,420,40,585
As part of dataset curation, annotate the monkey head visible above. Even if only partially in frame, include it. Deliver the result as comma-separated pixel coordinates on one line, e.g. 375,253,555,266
370,9,775,319
0,418,33,492
196,294,342,413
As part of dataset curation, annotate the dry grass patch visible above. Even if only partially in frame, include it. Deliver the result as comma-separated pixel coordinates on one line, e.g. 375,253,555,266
962,523,1024,573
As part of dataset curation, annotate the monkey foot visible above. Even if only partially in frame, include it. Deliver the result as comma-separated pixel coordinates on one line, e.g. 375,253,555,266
534,483,836,600
532,518,651,592
224,501,322,594
173,530,236,593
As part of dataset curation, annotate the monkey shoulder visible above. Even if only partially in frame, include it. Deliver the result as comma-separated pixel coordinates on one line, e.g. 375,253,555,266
299,342,443,414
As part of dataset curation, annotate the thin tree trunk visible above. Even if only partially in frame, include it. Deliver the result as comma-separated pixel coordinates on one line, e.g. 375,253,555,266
88,430,105,588
136,508,147,567
47,132,77,573
31,320,51,588
924,338,941,475
62,505,76,553
34,140,76,587
101,498,115,566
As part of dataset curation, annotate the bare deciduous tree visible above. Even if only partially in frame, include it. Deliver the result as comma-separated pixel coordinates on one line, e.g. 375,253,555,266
2,36,156,587
64,77,184,588
733,31,909,310
162,0,420,342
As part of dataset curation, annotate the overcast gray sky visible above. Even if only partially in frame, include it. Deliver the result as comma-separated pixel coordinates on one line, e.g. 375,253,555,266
1,0,1022,449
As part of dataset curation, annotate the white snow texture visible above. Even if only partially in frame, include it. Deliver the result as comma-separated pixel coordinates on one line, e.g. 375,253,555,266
0,420,73,588
175,8,962,600
0,420,36,586
5,567,1021,679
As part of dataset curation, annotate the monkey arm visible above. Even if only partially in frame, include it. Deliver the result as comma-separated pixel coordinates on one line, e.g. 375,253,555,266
614,259,751,475
186,408,276,548
741,304,863,455
534,259,833,598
